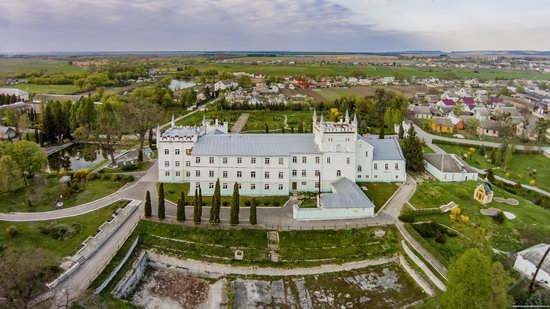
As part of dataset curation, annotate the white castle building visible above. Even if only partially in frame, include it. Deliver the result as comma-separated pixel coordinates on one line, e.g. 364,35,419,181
157,111,406,196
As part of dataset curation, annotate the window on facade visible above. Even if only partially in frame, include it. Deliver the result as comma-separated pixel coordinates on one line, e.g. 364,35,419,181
237,157,242,164
265,158,270,165
237,171,242,178
238,184,241,189
251,157,256,164
301,181,306,185
315,170,319,176
385,164,389,170
165,161,169,167
251,171,256,178
346,157,350,164
365,151,369,157
175,161,180,167
302,157,307,163
279,184,284,190
265,172,270,179
209,157,214,164
302,170,306,177
175,149,180,155
165,171,170,176
395,163,399,170
292,156,297,163
209,170,214,178
279,158,284,165
186,161,190,167
374,164,378,170
358,165,362,172
223,157,227,164
358,175,361,178
186,149,191,155
186,171,190,177
327,157,331,164
222,171,228,178
315,156,320,164
279,172,284,179
223,183,228,189
209,183,214,189
336,170,341,177
195,170,200,177
176,171,180,177
196,157,200,163
265,184,270,190
164,149,169,155
374,175,378,179
292,170,297,176
315,182,319,188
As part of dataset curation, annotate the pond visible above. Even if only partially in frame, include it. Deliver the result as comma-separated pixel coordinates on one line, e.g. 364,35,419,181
169,79,196,91
48,143,106,171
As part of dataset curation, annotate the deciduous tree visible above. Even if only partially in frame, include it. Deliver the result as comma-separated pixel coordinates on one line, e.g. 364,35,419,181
123,98,163,162
0,155,20,192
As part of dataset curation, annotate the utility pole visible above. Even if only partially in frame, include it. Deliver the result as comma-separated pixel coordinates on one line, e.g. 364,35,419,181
529,245,550,292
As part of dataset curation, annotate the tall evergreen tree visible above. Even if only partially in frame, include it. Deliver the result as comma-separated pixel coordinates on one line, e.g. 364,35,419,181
265,123,269,133
193,187,201,223
249,197,257,225
42,104,56,143
176,191,185,221
230,182,240,225
210,179,221,223
298,121,304,133
34,128,39,144
144,190,152,217
403,126,424,173
378,124,385,139
158,183,165,219
148,127,154,148
398,123,405,139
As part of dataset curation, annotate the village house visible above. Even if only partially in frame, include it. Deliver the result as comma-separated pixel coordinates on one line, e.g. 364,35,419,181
473,107,491,121
477,120,500,137
411,105,432,119
214,80,238,92
424,153,478,182
431,117,454,133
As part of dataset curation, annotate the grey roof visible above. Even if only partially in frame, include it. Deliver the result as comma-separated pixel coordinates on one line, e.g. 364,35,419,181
192,134,321,156
475,107,490,116
359,136,405,161
0,126,15,135
424,154,477,173
321,177,375,209
162,126,201,138
479,120,499,130
517,244,550,274
412,105,431,114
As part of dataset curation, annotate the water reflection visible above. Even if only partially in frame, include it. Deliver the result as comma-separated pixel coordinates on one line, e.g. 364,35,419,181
169,79,196,91
48,143,106,171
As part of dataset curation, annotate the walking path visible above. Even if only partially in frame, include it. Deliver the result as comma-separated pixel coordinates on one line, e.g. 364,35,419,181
147,251,396,277
230,113,250,133
401,241,446,291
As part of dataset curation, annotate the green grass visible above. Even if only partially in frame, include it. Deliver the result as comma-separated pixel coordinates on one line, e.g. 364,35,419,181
435,142,550,192
0,58,83,80
162,182,288,207
0,200,128,259
187,63,550,81
0,178,127,213
4,83,79,94
406,180,550,264
102,161,152,174
278,225,399,264
359,182,400,212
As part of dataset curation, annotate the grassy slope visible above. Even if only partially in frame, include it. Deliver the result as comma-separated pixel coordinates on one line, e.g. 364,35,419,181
0,178,127,213
408,180,550,261
0,200,128,259
359,182,400,212
435,142,550,192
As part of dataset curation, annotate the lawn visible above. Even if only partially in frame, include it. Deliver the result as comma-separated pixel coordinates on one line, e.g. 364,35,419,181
4,83,79,94
405,180,550,264
0,178,127,213
278,225,399,264
359,182,401,212
162,182,288,207
0,200,128,259
435,142,550,192
101,161,152,174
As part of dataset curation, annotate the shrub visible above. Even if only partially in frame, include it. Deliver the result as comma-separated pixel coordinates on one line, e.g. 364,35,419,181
73,169,89,182
59,183,71,198
273,201,281,207
86,173,96,181
435,229,446,243
110,174,119,182
413,222,437,237
121,164,137,172
123,175,134,182
263,201,271,206
6,225,17,237
222,201,229,206
493,211,506,224
101,174,109,180
244,200,251,206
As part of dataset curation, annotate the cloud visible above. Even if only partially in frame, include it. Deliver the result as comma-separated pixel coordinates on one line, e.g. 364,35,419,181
0,0,548,52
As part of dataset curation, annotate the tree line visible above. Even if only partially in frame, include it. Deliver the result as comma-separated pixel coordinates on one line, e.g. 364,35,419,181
0,94,21,105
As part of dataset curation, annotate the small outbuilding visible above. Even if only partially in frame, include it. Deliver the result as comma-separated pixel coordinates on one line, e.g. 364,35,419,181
0,126,16,140
474,182,494,204
513,244,550,289
424,153,478,182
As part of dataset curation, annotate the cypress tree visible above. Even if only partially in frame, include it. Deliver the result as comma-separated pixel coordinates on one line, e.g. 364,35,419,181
298,121,304,133
379,125,385,139
25,133,30,141
210,179,221,223
265,123,269,133
148,127,154,148
230,182,240,225
158,183,165,219
249,197,257,225
403,126,424,173
144,190,152,217
176,191,185,221
291,126,294,133
34,128,39,144
193,187,201,223
398,123,405,139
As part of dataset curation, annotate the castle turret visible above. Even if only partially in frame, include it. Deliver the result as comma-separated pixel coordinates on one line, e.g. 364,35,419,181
171,114,175,127
312,109,317,124
345,109,350,124
352,113,358,126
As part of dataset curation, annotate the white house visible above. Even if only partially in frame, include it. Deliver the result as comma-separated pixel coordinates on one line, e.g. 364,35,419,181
424,154,478,182
514,244,550,289
0,126,16,140
214,80,237,92
157,111,406,197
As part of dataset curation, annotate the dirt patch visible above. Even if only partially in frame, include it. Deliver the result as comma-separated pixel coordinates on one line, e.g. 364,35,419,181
132,267,210,309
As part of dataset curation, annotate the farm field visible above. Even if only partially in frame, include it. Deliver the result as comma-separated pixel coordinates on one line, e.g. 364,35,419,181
0,58,83,80
435,142,550,192
188,63,550,81
281,85,426,103
4,83,79,94
406,180,550,264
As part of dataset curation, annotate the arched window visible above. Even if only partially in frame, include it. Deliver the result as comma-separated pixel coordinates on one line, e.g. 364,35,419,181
358,165,362,172
336,170,341,177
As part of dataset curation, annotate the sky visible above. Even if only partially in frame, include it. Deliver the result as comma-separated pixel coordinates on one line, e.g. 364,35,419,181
1,0,549,53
